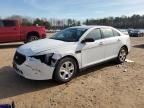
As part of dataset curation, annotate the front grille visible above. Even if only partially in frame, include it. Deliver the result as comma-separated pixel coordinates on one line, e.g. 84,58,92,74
14,52,26,65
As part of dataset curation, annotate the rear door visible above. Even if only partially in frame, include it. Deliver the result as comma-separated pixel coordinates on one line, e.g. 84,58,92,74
100,28,121,60
112,29,123,55
0,20,20,43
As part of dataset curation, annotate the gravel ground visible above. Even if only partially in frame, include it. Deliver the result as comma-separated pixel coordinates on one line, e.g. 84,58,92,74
0,36,144,108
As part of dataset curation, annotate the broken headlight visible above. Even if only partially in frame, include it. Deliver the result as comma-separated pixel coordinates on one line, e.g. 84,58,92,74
45,53,55,65
31,53,56,65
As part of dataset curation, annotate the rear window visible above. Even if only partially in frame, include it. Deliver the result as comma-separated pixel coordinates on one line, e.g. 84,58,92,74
2,20,16,27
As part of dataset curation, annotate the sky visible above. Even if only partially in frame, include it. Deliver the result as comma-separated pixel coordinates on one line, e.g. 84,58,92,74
0,0,144,20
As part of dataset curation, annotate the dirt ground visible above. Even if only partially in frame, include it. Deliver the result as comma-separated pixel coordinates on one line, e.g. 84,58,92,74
0,36,144,108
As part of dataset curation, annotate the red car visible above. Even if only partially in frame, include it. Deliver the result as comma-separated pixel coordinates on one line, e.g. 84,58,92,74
0,19,46,43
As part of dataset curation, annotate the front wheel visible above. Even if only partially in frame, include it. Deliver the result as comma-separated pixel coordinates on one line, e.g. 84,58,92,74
116,47,128,63
53,57,78,83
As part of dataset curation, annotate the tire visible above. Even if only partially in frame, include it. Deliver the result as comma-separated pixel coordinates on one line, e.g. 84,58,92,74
53,57,78,83
116,47,128,63
26,35,39,43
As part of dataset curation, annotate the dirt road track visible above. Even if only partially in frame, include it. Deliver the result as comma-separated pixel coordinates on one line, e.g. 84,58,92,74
0,37,144,108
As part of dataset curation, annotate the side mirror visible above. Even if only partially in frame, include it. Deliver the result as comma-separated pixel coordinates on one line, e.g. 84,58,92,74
81,38,95,44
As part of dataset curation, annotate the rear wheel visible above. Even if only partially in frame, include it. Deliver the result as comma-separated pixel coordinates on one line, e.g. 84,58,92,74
116,47,128,63
53,57,78,83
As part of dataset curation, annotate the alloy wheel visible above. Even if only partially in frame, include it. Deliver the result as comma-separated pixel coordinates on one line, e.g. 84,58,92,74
59,61,75,80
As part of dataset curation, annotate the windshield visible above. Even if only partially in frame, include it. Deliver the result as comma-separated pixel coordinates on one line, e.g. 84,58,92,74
50,28,87,42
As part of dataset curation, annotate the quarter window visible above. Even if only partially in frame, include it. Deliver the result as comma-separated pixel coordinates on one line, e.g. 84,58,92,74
113,30,120,36
101,28,114,38
86,29,102,40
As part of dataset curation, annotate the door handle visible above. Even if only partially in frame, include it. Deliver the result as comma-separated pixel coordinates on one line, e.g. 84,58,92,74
99,42,103,45
117,39,121,42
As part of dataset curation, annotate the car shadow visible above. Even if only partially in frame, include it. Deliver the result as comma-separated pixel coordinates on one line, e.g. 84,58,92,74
0,61,117,100
0,43,23,49
133,44,144,49
0,66,58,99
77,60,116,77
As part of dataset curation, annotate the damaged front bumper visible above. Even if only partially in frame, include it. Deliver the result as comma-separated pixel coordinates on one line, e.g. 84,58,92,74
13,57,55,80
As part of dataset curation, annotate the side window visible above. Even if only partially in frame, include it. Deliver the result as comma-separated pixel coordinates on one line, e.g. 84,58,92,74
86,29,102,40
0,21,4,27
2,20,16,27
113,29,121,36
101,28,114,38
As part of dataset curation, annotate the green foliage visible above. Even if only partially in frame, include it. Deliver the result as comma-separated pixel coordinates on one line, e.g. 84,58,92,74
21,18,33,26
67,19,81,26
5,14,144,29
84,14,144,29
33,18,51,29
6,15,33,26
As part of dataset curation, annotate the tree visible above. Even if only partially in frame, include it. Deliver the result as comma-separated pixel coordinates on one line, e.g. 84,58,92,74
33,18,51,29
83,14,144,29
67,19,73,26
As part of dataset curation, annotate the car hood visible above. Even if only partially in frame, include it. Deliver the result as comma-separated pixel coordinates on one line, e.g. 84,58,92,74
17,39,76,56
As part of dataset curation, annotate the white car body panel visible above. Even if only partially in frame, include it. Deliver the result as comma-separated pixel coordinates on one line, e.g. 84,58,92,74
13,26,131,80
81,39,104,67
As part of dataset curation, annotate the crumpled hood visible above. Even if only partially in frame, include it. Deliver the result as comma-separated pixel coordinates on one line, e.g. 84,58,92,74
17,39,76,56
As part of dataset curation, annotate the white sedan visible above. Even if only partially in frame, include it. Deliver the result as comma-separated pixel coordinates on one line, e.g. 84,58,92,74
13,26,131,83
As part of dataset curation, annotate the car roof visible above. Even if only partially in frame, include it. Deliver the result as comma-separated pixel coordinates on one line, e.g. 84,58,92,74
70,25,113,29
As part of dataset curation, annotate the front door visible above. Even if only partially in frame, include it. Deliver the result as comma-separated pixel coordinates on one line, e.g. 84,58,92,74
81,28,105,67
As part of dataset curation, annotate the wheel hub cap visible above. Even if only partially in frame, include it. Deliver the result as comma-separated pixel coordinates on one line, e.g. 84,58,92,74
119,49,126,62
59,61,74,80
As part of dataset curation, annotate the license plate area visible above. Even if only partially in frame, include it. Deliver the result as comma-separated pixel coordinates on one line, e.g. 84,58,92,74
13,62,23,75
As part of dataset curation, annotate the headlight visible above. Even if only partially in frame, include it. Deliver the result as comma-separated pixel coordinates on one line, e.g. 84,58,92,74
31,53,54,65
